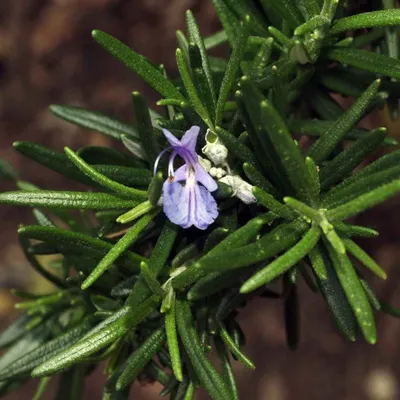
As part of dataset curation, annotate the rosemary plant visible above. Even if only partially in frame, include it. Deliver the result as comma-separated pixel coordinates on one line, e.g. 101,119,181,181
1,0,400,398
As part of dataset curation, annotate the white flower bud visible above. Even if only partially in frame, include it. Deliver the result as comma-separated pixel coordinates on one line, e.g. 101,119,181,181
219,175,256,204
202,129,228,166
197,155,212,172
209,167,227,179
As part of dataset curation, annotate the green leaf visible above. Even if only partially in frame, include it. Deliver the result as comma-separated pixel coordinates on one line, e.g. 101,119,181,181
171,242,199,268
125,221,178,309
140,261,164,297
175,299,231,400
92,30,185,101
187,268,250,301
253,187,296,220
290,119,397,146
18,225,145,270
211,0,239,45
116,200,154,224
0,325,49,374
147,171,164,206
256,58,297,90
324,149,400,195
131,92,160,164
176,48,213,128
50,104,138,140
335,223,379,238
0,314,32,349
32,297,159,377
186,11,217,111
82,210,158,289
308,245,328,280
308,79,381,163
242,77,316,204
172,216,270,289
65,147,147,199
215,127,256,165
247,38,274,80
319,128,387,189
214,339,239,400
173,219,308,290
32,377,51,400
323,166,400,209
121,135,147,161
331,10,400,35
203,227,230,253
295,0,321,18
307,88,343,120
0,190,138,210
0,319,93,380
116,328,166,391
315,248,358,341
380,301,400,318
0,158,17,180
242,162,276,195
13,142,94,186
305,157,320,199
19,234,67,288
92,165,151,187
343,239,387,280
165,295,183,382
218,323,255,369
261,0,304,29
204,30,228,50
268,26,292,48
240,225,320,293
321,0,339,20
224,1,269,37
188,45,215,120
215,19,249,126
78,145,143,167
327,48,400,81
294,15,329,36
360,279,381,311
327,180,400,221
327,246,376,344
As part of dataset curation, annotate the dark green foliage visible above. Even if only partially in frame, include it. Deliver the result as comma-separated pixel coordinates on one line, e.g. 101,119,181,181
1,0,400,398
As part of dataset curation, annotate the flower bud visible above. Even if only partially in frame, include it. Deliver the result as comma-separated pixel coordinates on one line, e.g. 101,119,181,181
219,175,256,204
202,129,228,166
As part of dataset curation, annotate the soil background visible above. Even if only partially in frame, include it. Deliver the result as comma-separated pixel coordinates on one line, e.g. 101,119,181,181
0,1,399,399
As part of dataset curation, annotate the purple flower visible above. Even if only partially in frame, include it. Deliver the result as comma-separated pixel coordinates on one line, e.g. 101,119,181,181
154,126,218,230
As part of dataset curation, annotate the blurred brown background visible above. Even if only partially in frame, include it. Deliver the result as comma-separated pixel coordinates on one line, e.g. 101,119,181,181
0,1,399,399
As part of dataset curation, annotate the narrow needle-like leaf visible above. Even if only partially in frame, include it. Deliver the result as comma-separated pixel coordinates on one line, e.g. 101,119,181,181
165,295,183,382
82,210,158,289
215,19,249,126
308,79,381,163
344,239,387,280
327,180,400,221
65,147,147,199
92,30,185,101
240,225,321,293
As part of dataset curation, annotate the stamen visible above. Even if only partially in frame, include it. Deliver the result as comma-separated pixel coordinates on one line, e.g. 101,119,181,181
153,147,172,175
168,151,177,177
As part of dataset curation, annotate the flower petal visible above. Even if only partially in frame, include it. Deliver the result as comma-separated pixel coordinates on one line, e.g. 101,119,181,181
180,126,200,153
193,185,218,230
195,164,218,192
172,165,187,182
162,180,188,227
162,129,181,147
